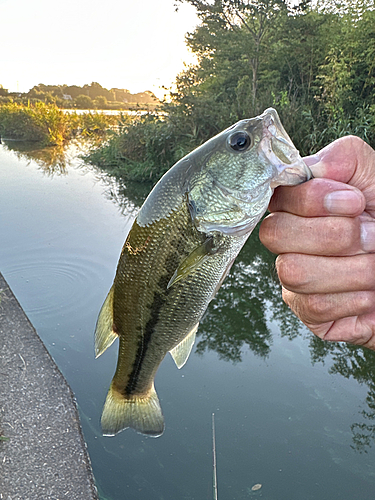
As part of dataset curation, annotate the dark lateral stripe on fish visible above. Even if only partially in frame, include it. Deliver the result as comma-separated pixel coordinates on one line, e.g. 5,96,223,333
124,254,178,395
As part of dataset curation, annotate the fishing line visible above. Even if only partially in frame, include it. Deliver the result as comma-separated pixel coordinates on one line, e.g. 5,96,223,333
212,413,218,500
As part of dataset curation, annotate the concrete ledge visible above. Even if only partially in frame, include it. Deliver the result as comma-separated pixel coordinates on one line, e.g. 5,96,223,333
0,272,99,500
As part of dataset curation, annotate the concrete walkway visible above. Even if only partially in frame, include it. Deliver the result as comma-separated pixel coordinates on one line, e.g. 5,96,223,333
0,272,99,500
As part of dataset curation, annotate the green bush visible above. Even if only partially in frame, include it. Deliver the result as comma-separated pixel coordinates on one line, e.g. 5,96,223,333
0,102,120,145
0,102,70,145
79,112,121,137
85,114,192,182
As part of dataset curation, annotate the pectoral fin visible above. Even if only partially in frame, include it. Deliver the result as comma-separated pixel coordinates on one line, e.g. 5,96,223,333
95,287,118,358
169,323,198,369
167,237,217,289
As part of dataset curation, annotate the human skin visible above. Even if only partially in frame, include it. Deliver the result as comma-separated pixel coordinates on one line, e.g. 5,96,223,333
259,135,375,350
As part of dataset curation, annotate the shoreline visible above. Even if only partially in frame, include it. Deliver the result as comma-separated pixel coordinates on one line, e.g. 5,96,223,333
0,272,99,499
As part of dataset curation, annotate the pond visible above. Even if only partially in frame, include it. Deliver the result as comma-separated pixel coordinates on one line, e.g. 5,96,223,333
1,140,375,500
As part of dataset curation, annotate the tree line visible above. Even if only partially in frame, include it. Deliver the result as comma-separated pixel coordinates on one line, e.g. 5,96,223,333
0,82,158,110
87,0,375,181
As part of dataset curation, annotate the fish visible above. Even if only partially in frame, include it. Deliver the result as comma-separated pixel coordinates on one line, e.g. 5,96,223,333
95,108,312,437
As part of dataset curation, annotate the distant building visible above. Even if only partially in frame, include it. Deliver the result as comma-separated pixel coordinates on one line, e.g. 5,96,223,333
62,94,73,101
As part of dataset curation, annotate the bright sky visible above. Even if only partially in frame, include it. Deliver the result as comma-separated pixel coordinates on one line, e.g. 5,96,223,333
0,0,199,99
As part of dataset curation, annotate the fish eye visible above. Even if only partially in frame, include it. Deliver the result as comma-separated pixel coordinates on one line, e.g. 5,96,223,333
228,131,252,152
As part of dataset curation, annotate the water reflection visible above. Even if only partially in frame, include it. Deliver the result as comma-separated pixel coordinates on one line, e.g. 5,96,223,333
96,174,152,217
309,337,375,453
2,139,153,214
198,228,375,453
2,140,70,175
4,139,375,457
197,228,303,362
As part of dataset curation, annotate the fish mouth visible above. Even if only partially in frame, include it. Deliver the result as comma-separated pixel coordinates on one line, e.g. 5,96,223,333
259,108,313,187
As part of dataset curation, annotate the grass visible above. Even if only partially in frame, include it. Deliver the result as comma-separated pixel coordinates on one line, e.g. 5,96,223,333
84,114,190,182
0,102,123,146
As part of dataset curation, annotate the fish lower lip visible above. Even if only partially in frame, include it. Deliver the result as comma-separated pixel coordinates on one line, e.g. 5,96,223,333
260,122,313,185
263,127,294,166
259,139,288,174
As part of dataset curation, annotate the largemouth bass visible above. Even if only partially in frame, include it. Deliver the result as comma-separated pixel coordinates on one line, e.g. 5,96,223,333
95,108,312,437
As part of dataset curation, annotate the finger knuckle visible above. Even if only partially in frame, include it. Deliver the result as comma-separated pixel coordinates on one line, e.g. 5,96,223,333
337,134,365,153
297,179,327,215
281,288,299,316
355,292,373,314
355,255,375,289
284,292,329,324
276,255,309,290
258,215,277,250
305,294,330,317
281,288,312,324
347,134,366,151
320,219,358,253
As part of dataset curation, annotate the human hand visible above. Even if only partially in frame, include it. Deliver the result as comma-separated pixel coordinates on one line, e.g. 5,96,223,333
259,135,375,350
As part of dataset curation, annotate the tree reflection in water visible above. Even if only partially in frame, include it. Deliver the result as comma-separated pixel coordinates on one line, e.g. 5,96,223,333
196,226,304,362
2,139,152,213
197,226,375,453
2,140,70,175
310,337,375,453
6,139,375,453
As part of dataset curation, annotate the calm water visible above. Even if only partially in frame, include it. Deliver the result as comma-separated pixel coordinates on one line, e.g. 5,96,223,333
1,141,375,500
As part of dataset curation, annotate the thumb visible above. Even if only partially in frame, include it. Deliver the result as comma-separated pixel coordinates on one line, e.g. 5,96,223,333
305,136,375,216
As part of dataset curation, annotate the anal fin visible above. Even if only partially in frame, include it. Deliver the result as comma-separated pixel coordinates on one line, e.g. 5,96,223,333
169,323,198,369
95,287,118,358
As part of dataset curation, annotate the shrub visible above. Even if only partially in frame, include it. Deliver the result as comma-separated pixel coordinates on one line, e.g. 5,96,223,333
0,102,69,145
0,102,121,145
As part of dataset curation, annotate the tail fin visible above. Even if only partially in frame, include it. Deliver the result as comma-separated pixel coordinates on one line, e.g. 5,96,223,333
95,287,118,358
101,383,165,437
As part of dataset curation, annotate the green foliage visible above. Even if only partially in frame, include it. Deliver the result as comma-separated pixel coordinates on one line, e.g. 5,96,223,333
0,102,119,145
87,0,375,181
83,82,114,101
85,114,190,181
20,83,158,111
94,95,108,109
0,102,71,145
74,94,94,109
79,111,120,137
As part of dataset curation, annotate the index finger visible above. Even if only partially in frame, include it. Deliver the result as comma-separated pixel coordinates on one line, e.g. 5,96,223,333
269,178,365,217
269,135,375,217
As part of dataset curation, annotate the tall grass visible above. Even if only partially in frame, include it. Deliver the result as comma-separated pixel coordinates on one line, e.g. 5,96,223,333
0,102,70,145
84,113,196,182
0,102,121,146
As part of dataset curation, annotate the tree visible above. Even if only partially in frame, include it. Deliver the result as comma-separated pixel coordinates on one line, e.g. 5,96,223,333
83,82,114,101
94,95,108,109
74,94,94,109
0,85,8,97
177,0,293,111
89,0,375,181
62,85,86,99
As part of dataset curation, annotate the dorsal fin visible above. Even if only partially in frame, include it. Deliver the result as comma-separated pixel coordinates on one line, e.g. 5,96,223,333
169,323,198,369
95,287,118,358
